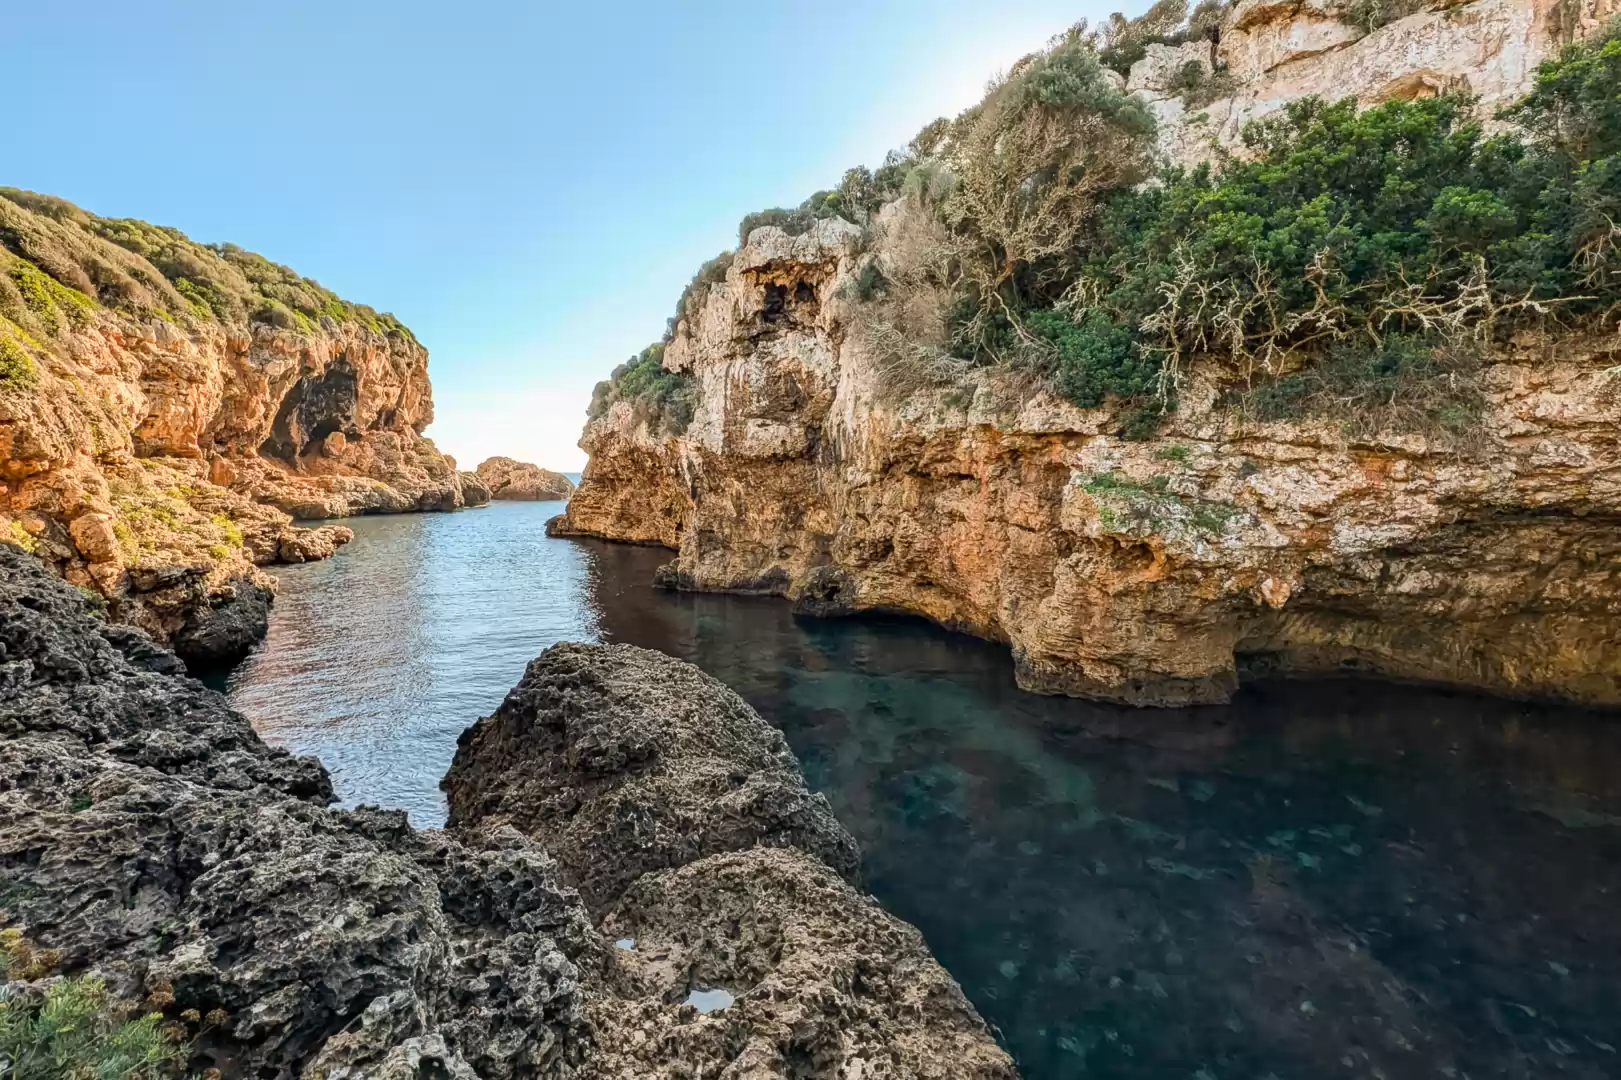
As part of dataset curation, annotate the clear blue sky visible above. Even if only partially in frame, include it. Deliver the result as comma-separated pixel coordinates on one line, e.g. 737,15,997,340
5,1,1120,470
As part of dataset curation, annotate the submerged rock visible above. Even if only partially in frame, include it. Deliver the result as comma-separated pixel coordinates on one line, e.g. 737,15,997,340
1,544,1015,1078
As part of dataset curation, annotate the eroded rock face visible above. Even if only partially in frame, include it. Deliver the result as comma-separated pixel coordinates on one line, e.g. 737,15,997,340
475,456,576,501
445,641,1015,1079
0,542,595,1078
591,847,1017,1080
0,195,479,658
444,642,861,912
1143,0,1620,168
554,190,1621,707
2,546,1015,1079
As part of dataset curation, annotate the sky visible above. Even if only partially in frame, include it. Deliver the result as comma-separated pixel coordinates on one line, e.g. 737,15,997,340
4,0,1121,470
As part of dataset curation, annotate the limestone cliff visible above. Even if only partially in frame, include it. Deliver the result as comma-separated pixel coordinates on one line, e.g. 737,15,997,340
0,544,1014,1079
1136,0,1619,168
554,0,1621,708
475,455,576,500
0,189,484,664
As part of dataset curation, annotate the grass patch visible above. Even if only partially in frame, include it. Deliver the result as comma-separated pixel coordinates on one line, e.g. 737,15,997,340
1079,470,1237,538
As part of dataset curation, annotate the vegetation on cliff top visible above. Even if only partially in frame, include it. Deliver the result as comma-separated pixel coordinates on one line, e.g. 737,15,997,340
587,342,697,436
852,9,1620,439
0,188,416,347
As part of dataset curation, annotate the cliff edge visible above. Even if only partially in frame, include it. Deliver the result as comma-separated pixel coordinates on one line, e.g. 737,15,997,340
0,190,486,663
553,1,1621,707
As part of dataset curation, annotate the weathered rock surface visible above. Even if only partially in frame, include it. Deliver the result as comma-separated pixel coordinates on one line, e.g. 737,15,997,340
475,456,576,501
555,179,1621,707
446,641,1013,1079
1144,0,1620,168
444,642,861,912
0,542,595,1078
590,847,1017,1080
1,544,1014,1079
0,190,478,658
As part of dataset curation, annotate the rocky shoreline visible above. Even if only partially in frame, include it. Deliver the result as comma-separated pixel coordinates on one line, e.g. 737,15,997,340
0,190,489,668
551,0,1621,709
0,540,1013,1078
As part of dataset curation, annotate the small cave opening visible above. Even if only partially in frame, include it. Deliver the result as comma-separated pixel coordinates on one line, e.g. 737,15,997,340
760,279,819,327
259,356,361,464
762,283,788,324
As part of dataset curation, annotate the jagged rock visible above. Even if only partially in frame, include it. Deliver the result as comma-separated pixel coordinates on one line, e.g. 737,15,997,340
167,571,274,670
0,543,594,1078
474,456,576,501
458,470,493,506
588,847,1017,1080
0,544,1016,1079
443,642,860,912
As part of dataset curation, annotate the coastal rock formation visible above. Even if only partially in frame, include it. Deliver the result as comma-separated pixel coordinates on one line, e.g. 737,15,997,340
0,543,1014,1079
1139,0,1619,168
444,643,862,911
0,189,479,658
446,641,1013,1079
0,542,593,1078
475,455,576,501
553,0,1621,710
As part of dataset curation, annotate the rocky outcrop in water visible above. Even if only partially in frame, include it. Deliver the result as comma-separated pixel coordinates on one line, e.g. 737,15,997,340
445,641,1014,1079
552,1,1621,708
0,542,1014,1079
0,189,481,661
474,456,576,501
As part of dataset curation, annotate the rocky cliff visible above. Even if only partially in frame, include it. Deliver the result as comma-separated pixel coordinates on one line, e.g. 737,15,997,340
474,456,576,501
0,190,484,664
0,542,1013,1079
552,0,1621,708
1131,0,1618,167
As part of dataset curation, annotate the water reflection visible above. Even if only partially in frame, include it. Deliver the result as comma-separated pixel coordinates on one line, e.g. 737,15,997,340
222,501,595,823
225,506,1621,1080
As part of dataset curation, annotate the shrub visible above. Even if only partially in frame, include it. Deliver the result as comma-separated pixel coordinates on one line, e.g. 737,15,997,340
1026,307,1155,407
737,207,818,247
1028,23,1621,423
0,976,187,1079
850,261,888,303
0,336,35,386
1,929,188,1080
1341,0,1425,34
586,343,697,436
667,252,733,340
1239,334,1485,442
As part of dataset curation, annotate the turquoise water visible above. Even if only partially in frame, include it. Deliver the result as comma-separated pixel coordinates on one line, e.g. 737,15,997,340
224,501,1621,1080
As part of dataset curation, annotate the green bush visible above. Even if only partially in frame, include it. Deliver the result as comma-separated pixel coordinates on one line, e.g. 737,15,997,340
0,336,35,386
1021,20,1621,421
1,931,188,1080
587,343,697,436
0,976,186,1080
1240,334,1485,440
667,253,733,340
